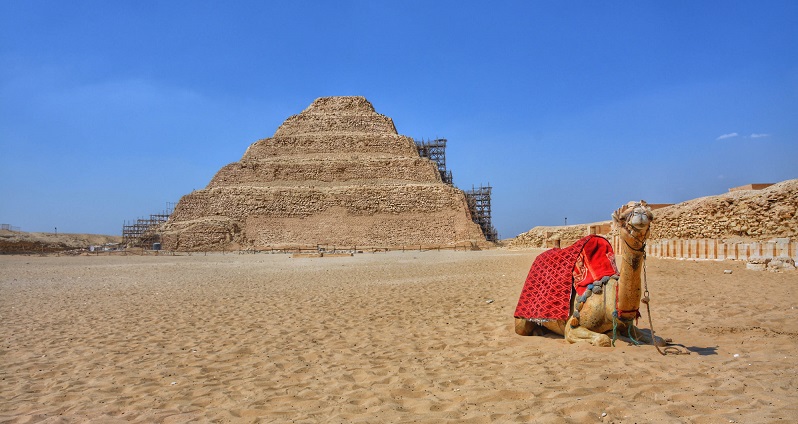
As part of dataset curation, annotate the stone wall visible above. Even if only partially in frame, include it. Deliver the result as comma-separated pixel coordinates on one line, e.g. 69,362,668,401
646,238,797,262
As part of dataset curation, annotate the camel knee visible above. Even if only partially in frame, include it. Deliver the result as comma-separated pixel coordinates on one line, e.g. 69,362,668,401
565,326,612,347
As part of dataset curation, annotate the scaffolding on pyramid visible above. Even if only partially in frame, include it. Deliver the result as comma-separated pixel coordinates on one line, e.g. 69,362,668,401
122,202,175,248
415,138,498,242
415,138,453,185
464,184,498,242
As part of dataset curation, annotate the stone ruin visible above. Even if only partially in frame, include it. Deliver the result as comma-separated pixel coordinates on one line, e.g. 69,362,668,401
506,179,797,268
162,96,487,250
648,179,798,241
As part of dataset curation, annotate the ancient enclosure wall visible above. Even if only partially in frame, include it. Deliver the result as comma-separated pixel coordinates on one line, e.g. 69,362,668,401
645,238,797,262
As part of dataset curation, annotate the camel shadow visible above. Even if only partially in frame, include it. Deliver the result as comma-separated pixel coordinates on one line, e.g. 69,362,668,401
521,325,719,356
685,346,718,356
634,329,716,355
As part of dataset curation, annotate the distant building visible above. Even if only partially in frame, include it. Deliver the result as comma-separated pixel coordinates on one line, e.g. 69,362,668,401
729,183,774,192
646,203,674,210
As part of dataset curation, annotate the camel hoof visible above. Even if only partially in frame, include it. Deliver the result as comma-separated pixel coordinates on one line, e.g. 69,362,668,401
594,334,612,347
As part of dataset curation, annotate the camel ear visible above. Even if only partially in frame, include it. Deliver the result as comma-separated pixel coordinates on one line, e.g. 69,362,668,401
612,208,623,223
612,209,628,230
615,202,635,220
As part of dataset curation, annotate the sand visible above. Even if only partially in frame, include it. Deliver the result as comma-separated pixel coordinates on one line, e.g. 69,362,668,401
1,249,796,423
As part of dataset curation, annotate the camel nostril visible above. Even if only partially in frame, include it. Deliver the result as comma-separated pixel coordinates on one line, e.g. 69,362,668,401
628,211,650,229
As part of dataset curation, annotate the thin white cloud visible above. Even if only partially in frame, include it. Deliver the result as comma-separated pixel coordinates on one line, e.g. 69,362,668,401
750,133,771,138
715,132,739,140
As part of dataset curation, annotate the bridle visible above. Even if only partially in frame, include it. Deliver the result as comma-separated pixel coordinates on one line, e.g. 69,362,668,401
614,204,650,254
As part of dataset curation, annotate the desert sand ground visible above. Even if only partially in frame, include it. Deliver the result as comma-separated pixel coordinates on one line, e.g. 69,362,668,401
1,249,796,423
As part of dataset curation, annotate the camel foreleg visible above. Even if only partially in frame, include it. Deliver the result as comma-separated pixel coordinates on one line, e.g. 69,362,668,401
564,324,612,347
607,321,669,347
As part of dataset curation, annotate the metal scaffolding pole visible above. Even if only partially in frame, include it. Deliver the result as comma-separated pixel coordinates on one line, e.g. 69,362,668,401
121,202,175,248
415,138,453,185
465,184,498,242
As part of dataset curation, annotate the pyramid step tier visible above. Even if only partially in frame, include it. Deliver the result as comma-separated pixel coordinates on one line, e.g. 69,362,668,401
274,114,397,137
209,156,442,188
162,210,481,250
244,134,418,158
170,184,473,221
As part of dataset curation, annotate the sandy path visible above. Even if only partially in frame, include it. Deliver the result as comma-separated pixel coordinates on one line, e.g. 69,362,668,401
1,250,796,423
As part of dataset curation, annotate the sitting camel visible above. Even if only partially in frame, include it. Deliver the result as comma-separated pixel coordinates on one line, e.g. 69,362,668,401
515,201,667,347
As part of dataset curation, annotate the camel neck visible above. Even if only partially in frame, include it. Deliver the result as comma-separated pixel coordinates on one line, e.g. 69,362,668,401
616,236,645,316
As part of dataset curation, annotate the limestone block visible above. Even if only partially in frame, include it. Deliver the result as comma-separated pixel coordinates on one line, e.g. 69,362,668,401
767,256,796,272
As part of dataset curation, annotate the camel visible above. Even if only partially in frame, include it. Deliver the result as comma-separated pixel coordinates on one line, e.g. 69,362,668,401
515,201,667,347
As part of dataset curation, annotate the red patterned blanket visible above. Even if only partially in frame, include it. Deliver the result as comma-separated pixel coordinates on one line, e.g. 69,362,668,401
514,235,618,322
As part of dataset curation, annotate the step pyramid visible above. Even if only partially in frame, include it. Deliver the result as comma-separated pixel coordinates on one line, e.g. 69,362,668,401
162,96,486,250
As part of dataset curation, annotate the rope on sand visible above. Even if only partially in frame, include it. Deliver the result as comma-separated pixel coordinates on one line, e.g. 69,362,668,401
641,256,691,355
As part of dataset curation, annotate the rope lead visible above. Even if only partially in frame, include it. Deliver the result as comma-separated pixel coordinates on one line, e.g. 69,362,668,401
642,255,690,355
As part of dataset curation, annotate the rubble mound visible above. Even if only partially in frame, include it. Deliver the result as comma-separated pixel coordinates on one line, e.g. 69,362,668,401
506,223,600,249
162,96,485,250
0,230,121,254
508,178,797,249
650,179,798,241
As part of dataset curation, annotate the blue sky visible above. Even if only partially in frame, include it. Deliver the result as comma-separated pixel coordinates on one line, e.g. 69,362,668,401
1,1,796,238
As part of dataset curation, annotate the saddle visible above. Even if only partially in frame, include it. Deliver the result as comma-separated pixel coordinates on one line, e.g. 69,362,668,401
514,235,619,322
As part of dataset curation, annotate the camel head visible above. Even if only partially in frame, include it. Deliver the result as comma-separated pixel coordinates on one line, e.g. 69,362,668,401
612,201,653,249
